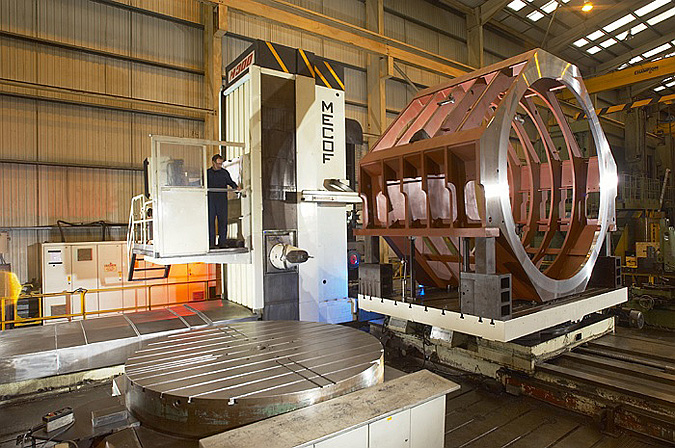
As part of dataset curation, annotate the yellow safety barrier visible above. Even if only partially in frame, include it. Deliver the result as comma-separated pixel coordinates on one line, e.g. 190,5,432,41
0,278,217,330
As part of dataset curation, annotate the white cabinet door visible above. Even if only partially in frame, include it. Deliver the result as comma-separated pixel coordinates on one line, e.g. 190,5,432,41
97,244,124,315
70,245,98,316
369,409,411,448
42,246,71,319
411,397,445,448
315,426,368,448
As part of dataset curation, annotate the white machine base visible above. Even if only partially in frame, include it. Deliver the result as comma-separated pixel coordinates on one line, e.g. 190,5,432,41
382,316,616,378
141,249,250,266
359,287,627,343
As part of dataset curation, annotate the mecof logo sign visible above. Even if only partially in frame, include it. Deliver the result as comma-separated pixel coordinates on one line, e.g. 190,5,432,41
228,51,255,83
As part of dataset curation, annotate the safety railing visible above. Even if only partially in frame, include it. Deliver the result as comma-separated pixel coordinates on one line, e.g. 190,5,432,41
618,173,675,209
0,278,217,331
127,194,154,264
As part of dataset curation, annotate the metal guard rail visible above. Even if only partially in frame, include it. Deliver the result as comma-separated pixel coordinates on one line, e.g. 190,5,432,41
0,278,216,330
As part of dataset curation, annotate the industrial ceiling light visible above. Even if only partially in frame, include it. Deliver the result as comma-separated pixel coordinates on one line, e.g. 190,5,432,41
582,1,593,12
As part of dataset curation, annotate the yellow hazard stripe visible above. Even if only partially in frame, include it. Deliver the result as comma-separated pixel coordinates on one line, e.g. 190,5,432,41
314,64,331,88
298,49,315,78
632,99,652,108
265,41,288,73
606,105,625,114
323,60,344,90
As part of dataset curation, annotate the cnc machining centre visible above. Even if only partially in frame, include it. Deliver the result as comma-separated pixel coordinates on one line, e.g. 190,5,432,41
221,40,360,322
128,41,360,323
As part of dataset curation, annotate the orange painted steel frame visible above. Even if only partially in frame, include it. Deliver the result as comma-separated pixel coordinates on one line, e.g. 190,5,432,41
357,49,617,303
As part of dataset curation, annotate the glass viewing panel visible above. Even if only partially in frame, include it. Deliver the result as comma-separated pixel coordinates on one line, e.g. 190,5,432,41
158,143,205,188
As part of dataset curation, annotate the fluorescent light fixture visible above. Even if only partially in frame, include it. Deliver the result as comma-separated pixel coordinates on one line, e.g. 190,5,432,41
527,10,544,21
542,0,558,13
618,63,629,69
603,14,635,32
616,31,629,40
635,0,670,16
647,6,675,25
587,46,602,54
507,0,527,11
587,30,605,40
631,23,648,35
629,56,644,64
600,38,617,48
573,38,589,47
666,80,675,87
655,86,667,91
582,1,593,12
642,43,671,58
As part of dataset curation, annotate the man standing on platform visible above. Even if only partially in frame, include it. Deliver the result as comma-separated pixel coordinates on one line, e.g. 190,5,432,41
207,154,240,249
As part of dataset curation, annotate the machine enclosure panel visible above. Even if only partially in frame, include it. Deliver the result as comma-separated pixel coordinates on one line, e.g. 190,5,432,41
297,82,350,323
157,188,208,257
224,64,352,323
225,73,265,312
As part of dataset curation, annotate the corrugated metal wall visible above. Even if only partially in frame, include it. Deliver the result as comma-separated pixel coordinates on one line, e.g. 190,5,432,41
1,0,205,282
2,0,524,283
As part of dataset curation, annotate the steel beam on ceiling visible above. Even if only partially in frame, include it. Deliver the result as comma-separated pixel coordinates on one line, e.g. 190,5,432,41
479,0,512,24
596,31,675,74
546,0,646,53
218,0,474,78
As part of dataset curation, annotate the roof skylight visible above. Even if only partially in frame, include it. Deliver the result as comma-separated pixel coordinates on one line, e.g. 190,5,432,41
507,0,527,11
647,6,675,25
587,46,602,54
655,86,666,91
587,30,605,40
631,23,648,35
541,1,558,13
527,10,544,21
629,56,644,64
573,38,589,47
603,14,635,33
635,0,670,17
635,0,671,17
642,43,672,58
600,38,618,48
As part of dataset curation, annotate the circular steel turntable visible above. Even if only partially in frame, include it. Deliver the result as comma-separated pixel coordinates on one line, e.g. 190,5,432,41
124,320,384,438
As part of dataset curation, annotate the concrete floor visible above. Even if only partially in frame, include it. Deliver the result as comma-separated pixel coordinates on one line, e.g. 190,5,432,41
0,364,664,448
441,379,661,448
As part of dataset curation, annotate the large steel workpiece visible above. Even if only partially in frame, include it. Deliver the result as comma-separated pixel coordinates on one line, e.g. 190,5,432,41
124,320,384,438
358,49,617,303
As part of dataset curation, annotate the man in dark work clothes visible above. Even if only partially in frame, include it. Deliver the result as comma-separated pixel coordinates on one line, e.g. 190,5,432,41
207,154,240,248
